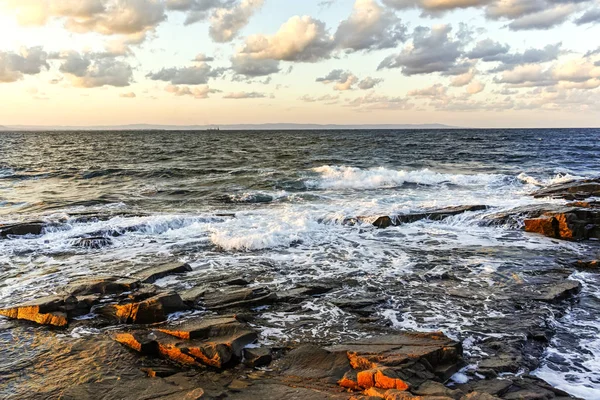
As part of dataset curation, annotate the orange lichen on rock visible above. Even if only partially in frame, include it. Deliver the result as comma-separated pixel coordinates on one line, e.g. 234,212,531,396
157,342,199,366
0,297,69,327
348,352,378,370
524,217,558,238
374,368,410,391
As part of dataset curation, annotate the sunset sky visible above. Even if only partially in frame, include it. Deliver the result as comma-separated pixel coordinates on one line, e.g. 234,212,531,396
0,0,599,128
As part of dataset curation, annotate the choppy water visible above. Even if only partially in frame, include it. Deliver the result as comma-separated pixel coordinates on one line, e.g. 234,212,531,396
1,129,600,399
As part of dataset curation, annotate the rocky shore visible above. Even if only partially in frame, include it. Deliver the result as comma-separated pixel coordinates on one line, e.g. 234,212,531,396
1,178,599,399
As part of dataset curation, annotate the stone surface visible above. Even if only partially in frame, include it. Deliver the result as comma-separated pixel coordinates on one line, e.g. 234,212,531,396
363,206,488,229
67,277,141,297
528,280,582,302
0,221,45,237
524,208,600,241
531,178,600,200
98,292,187,324
203,287,277,310
244,347,273,368
138,262,193,284
73,236,113,249
0,295,73,327
573,259,599,269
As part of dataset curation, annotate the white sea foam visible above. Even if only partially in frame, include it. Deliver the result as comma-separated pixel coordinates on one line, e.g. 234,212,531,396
516,172,585,187
308,165,506,190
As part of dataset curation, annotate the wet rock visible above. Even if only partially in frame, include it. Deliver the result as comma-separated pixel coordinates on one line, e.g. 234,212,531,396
531,178,600,200
0,295,74,327
0,221,45,237
116,318,257,368
61,374,205,400
478,354,521,376
366,206,489,229
414,381,463,398
180,286,209,307
276,332,462,393
276,284,336,303
524,208,600,241
73,236,113,249
528,280,581,303
157,316,247,340
98,292,187,324
461,393,501,400
573,259,599,269
203,287,277,310
566,201,600,208
244,347,273,368
140,366,181,378
138,262,193,284
67,277,141,297
331,297,385,310
465,379,512,397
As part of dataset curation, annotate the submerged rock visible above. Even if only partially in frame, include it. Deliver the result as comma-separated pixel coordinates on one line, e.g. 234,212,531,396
73,236,113,249
0,221,46,237
137,262,193,284
531,178,600,200
0,295,73,327
356,206,489,229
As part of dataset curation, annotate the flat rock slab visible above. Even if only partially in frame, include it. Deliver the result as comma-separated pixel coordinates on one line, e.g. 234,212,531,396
137,262,193,284
67,277,141,296
203,287,277,310
357,206,489,229
0,295,74,327
157,316,244,340
98,292,187,324
116,318,258,368
531,178,600,200
524,209,600,241
527,280,582,303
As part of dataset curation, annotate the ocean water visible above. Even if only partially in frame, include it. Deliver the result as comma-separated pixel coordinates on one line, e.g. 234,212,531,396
1,129,600,398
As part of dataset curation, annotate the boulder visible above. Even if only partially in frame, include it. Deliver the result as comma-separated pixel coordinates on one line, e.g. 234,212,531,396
137,262,193,284
180,286,209,306
573,260,599,269
243,347,273,368
0,221,45,237
98,292,187,324
528,280,582,303
524,208,600,241
531,178,600,200
0,295,73,327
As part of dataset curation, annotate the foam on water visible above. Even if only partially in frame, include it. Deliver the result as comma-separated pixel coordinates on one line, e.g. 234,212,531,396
308,165,507,190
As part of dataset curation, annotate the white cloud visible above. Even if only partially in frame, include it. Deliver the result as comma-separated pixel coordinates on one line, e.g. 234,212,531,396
209,0,264,42
165,84,219,98
0,47,49,83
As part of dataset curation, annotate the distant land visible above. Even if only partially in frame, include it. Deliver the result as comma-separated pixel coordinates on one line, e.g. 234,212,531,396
0,123,458,131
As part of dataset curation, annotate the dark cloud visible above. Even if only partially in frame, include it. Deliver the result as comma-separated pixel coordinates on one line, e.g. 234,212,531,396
575,7,600,24
230,55,280,77
358,76,383,89
378,25,465,76
0,47,49,83
147,63,223,84
485,43,562,71
58,51,133,87
466,39,510,59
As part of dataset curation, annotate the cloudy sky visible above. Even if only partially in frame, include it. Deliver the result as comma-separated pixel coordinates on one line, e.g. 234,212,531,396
0,0,599,128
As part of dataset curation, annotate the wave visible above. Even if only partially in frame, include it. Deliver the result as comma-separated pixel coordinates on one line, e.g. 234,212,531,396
307,165,505,190
517,172,586,187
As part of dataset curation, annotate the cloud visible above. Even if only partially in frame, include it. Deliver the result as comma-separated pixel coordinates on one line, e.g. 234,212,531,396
223,91,267,98
347,92,413,110
147,63,223,84
408,83,448,97
383,0,493,15
466,80,485,94
358,76,383,89
575,7,600,24
299,94,340,102
58,51,132,88
466,39,510,59
334,0,407,52
165,0,231,24
230,55,280,77
316,69,359,90
0,47,49,83
495,64,555,86
210,0,264,42
119,92,136,98
378,24,465,75
450,69,475,86
193,53,215,62
165,84,219,98
237,15,335,62
507,4,576,30
495,60,600,88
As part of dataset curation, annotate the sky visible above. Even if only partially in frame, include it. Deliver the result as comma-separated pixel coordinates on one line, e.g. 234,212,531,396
0,0,599,128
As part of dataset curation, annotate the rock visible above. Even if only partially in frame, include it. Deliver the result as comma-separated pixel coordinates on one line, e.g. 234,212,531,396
140,366,181,378
531,178,600,200
73,237,113,249
61,375,205,400
566,201,600,208
529,280,581,302
524,208,600,241
0,221,46,237
116,319,257,368
203,287,277,310
461,393,501,400
243,347,272,368
180,286,209,306
276,332,462,392
225,278,251,286
331,298,385,310
573,260,599,269
67,277,141,297
138,262,192,284
157,316,246,340
367,206,488,229
0,295,74,327
414,381,463,398
276,284,335,303
466,379,513,396
98,292,187,324
478,354,521,375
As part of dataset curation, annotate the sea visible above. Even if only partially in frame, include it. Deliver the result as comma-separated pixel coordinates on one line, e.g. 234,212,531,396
0,129,599,399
